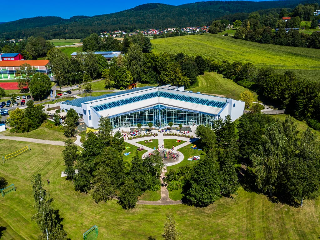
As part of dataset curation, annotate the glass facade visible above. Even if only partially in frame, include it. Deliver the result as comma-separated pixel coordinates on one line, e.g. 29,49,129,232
109,105,218,128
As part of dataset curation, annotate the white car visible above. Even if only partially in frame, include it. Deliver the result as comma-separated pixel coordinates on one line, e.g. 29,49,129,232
16,96,20,100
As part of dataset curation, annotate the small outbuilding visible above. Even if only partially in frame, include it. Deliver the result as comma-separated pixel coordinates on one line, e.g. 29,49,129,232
0,53,23,61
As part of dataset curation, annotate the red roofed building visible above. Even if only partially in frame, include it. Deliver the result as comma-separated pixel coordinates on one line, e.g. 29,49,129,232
282,17,291,21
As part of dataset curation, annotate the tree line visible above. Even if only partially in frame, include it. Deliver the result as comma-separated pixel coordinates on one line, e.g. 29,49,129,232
166,113,320,207
0,36,54,59
63,117,163,209
0,1,300,39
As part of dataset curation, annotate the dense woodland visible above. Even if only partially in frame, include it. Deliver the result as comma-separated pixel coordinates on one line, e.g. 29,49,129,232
63,116,163,209
229,3,320,48
0,1,302,39
166,113,320,207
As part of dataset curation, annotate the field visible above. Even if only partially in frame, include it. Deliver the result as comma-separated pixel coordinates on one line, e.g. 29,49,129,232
151,34,320,82
60,46,83,56
2,139,320,239
189,72,256,100
49,39,81,46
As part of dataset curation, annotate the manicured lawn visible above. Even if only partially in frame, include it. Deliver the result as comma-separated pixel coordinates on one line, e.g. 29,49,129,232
189,72,257,100
167,143,205,171
163,139,186,149
137,139,159,150
91,80,108,91
123,142,147,163
79,91,113,97
152,34,320,82
3,121,71,142
139,190,161,201
43,97,75,104
49,39,81,46
1,140,320,239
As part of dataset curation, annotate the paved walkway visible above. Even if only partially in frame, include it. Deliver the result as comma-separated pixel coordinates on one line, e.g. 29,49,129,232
0,135,65,146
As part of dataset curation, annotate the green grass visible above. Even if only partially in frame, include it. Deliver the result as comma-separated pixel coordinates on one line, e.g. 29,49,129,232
1,140,320,239
137,139,159,150
123,142,147,163
152,34,320,82
60,46,82,56
169,189,182,201
49,39,81,46
43,97,75,104
163,139,186,149
167,143,205,171
91,80,108,91
3,121,70,141
79,91,113,97
189,72,257,100
139,190,161,201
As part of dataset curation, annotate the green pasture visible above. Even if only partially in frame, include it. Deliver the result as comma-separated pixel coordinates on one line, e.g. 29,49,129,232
189,72,256,100
49,39,81,46
60,46,82,56
1,139,320,239
152,34,320,82
137,139,159,150
163,139,186,149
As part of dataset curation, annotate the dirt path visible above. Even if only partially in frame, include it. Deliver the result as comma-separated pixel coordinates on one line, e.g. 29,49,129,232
0,135,65,146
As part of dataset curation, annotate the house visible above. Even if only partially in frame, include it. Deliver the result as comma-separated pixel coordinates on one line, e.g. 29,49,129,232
0,60,51,80
0,53,23,61
282,17,291,22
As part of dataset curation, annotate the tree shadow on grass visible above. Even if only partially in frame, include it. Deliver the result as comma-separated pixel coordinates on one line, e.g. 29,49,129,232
0,226,7,238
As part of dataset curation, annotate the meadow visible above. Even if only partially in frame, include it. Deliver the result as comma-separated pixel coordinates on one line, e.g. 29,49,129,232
49,39,81,46
2,139,320,239
189,72,256,100
151,34,320,82
60,46,83,56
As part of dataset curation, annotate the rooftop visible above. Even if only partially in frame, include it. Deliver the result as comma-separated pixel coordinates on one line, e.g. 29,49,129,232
1,53,20,58
0,60,49,67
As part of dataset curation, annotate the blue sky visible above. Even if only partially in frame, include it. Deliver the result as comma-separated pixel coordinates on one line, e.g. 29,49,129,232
1,0,268,22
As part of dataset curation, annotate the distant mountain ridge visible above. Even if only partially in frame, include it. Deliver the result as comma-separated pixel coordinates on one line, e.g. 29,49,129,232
0,1,303,39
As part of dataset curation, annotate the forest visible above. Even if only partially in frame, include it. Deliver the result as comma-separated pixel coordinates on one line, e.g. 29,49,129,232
0,1,302,39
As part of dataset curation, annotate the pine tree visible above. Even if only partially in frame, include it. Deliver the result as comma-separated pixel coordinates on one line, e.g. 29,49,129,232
163,214,178,240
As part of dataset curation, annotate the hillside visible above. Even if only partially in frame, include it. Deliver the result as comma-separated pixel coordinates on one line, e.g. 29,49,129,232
0,1,302,39
151,34,320,82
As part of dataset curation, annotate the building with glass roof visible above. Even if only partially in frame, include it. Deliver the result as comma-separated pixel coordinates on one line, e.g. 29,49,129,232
60,85,245,129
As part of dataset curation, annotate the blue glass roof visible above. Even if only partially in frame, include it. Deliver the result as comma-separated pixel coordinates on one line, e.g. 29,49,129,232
1,53,19,58
62,86,154,107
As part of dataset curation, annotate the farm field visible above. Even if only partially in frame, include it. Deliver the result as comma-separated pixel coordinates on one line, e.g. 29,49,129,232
189,72,256,100
49,39,81,46
151,34,320,82
2,139,320,239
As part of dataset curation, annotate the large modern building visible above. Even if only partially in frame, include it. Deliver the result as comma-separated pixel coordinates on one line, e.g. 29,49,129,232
60,86,245,129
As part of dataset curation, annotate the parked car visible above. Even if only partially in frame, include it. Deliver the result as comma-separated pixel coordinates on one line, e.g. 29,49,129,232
0,109,8,115
6,102,10,107
1,102,5,106
66,90,72,94
57,93,62,96
63,92,68,95
22,95,26,99
16,96,20,100
27,95,31,99
21,99,26,105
